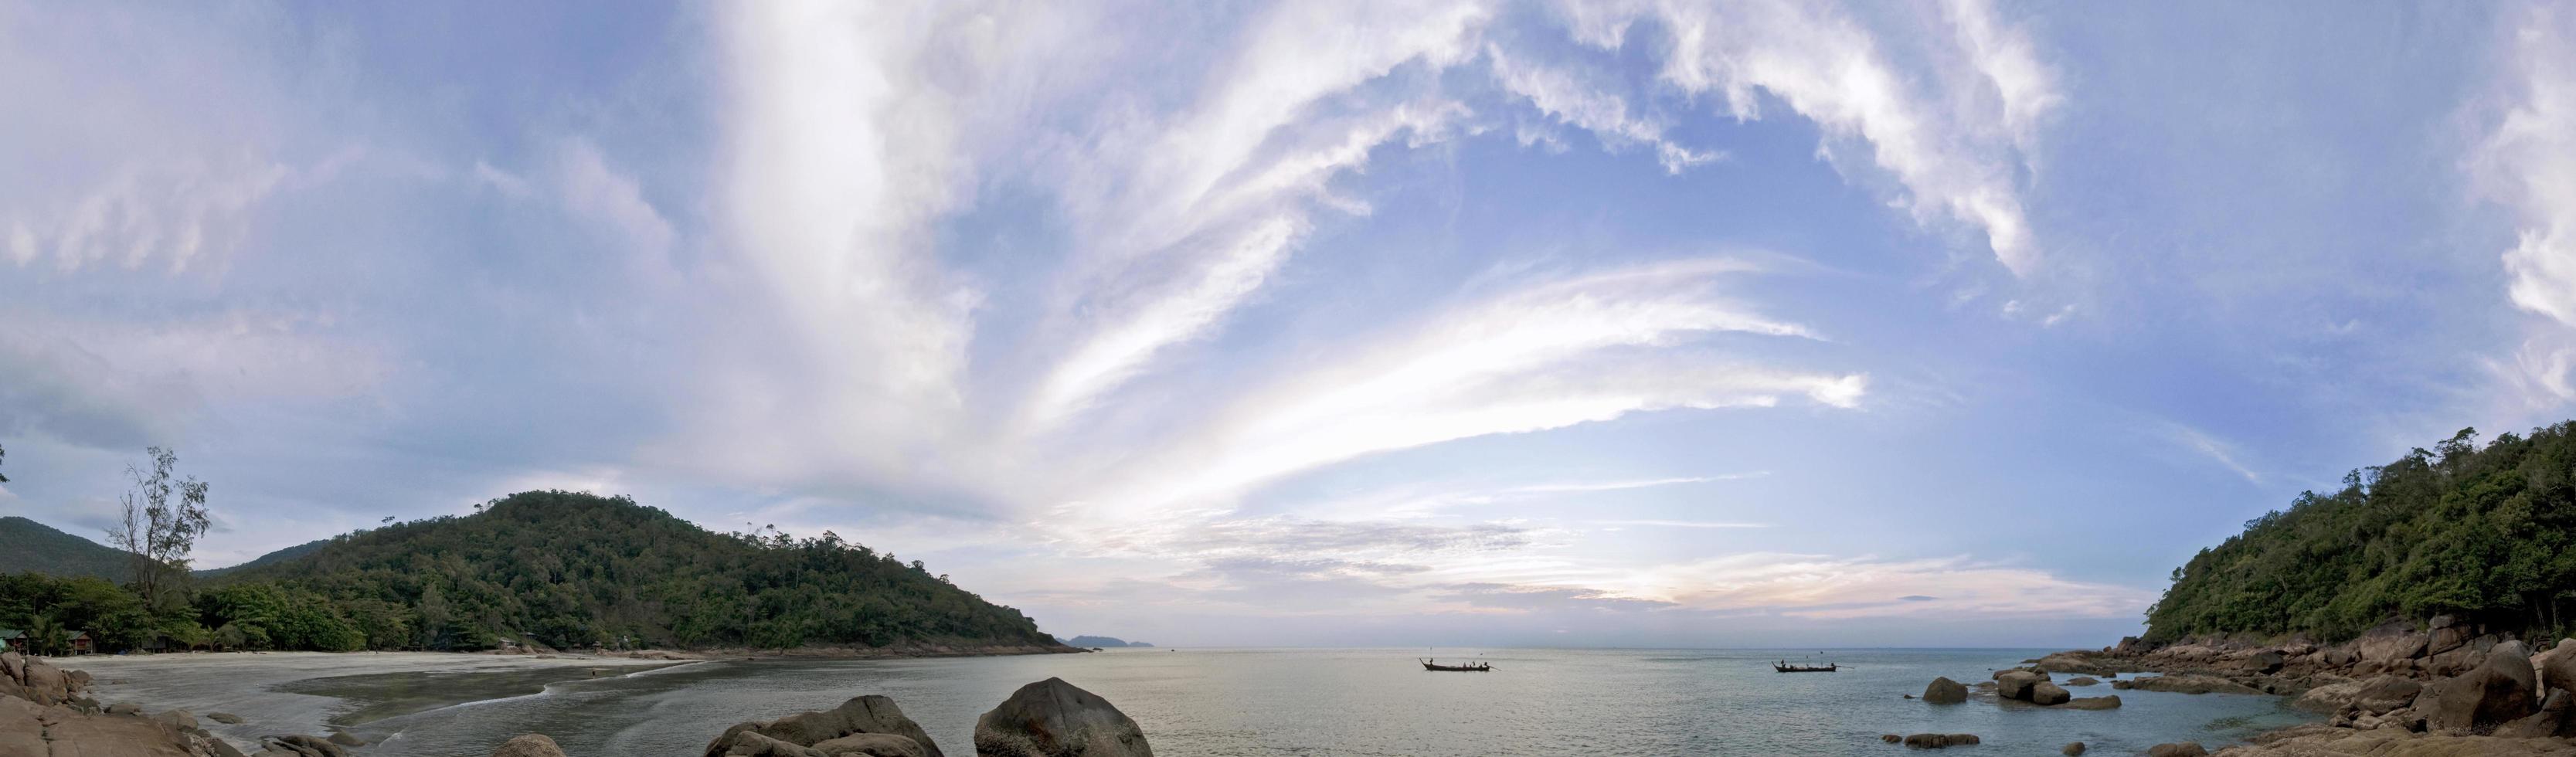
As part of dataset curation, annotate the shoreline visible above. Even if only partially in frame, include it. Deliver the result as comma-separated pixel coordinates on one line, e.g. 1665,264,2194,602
2020,621,2576,755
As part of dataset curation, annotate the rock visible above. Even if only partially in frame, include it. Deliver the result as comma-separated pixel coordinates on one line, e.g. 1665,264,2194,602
2110,680,2133,690
709,731,828,756
266,735,353,757
1880,734,1901,743
2424,640,2541,732
2292,678,2368,713
2350,675,2425,715
812,733,930,757
2495,689,2575,738
19,664,66,707
329,731,367,746
155,708,199,732
2061,742,2084,755
0,696,46,757
2029,681,2071,706
2353,620,2430,664
2217,723,2576,756
711,694,943,757
492,734,569,757
1921,677,1966,704
2251,650,2286,674
2538,639,2576,696
210,712,246,725
2063,677,2099,687
2059,696,2121,710
104,702,141,716
1899,733,1979,749
2033,653,2117,676
1994,670,2049,701
2125,674,2260,695
2145,742,2206,757
2429,624,2475,657
973,677,1151,757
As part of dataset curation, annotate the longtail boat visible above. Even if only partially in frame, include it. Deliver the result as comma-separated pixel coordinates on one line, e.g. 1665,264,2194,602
1420,659,1491,671
1772,662,1838,673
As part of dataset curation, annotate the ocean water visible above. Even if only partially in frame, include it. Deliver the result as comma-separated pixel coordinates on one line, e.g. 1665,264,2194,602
91,648,2319,756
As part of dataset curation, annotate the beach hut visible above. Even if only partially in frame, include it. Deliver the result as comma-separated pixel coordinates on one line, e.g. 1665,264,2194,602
0,630,22,653
67,631,92,655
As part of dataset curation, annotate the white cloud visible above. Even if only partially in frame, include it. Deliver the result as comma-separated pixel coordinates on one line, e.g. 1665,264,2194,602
1626,552,2152,619
1484,43,1720,174
1553,0,2058,274
1086,258,1864,514
2473,5,2576,406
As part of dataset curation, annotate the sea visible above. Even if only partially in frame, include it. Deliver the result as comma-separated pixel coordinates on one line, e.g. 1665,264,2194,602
83,647,2319,756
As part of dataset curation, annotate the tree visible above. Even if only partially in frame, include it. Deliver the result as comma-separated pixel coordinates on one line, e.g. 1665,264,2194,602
0,442,11,483
106,447,211,611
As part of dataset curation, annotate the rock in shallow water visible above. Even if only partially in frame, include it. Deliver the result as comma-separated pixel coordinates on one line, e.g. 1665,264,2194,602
974,677,1152,757
1898,733,1978,749
491,734,569,757
705,694,943,757
1921,677,1966,704
2144,742,2205,757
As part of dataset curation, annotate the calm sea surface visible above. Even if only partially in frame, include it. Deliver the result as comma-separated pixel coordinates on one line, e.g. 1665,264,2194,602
116,648,2322,755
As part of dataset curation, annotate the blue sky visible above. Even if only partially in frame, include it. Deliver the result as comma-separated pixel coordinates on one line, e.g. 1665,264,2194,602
4,0,2574,648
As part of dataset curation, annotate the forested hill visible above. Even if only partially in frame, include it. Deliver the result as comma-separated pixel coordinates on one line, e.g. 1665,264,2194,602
0,516,131,582
219,490,1063,651
2146,424,2576,644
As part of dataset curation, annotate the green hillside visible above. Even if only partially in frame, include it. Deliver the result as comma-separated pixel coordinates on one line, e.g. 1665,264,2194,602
0,516,131,582
195,538,331,578
2146,424,2576,643
217,490,1062,651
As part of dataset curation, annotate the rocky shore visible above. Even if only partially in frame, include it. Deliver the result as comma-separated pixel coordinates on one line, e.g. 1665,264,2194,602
0,648,1150,757
1972,616,2576,755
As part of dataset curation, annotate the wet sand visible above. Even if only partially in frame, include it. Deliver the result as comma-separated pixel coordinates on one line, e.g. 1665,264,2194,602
66,651,688,749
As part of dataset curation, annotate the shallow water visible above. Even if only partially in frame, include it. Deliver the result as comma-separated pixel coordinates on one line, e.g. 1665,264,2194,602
84,648,2318,756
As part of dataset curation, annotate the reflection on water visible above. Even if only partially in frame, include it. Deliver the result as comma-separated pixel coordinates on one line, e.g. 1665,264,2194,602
325,649,2316,757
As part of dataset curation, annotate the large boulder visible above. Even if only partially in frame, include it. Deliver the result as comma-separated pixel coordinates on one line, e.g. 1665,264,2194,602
708,695,943,757
2028,681,2071,706
1994,670,2049,701
2145,743,2206,757
2496,690,2576,739
2350,675,2424,715
0,696,46,757
814,733,933,757
973,677,1150,757
492,734,569,757
2251,650,2285,674
2353,620,2430,664
2424,641,2540,732
1921,677,1966,704
709,731,828,757
2537,639,2576,696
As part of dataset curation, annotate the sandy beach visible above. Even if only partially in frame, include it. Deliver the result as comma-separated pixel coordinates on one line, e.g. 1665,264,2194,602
64,651,690,749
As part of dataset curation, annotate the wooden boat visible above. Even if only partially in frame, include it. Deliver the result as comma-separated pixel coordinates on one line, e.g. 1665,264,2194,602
1420,659,1491,671
1772,662,1838,673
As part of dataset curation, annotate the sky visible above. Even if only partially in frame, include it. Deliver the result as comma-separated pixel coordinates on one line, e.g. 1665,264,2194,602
2,0,2574,649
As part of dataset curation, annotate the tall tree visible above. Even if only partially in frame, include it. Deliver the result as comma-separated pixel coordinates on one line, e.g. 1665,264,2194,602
1,442,11,483
106,446,210,611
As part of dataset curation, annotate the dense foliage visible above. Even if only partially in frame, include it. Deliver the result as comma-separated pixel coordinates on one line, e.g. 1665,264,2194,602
3,490,1059,653
0,517,134,582
2146,424,2576,643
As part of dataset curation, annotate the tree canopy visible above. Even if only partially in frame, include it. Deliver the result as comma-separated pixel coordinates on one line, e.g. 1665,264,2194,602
2146,423,2576,643
3,490,1058,653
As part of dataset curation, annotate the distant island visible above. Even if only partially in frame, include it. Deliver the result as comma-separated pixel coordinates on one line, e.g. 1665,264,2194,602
1064,635,1154,648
